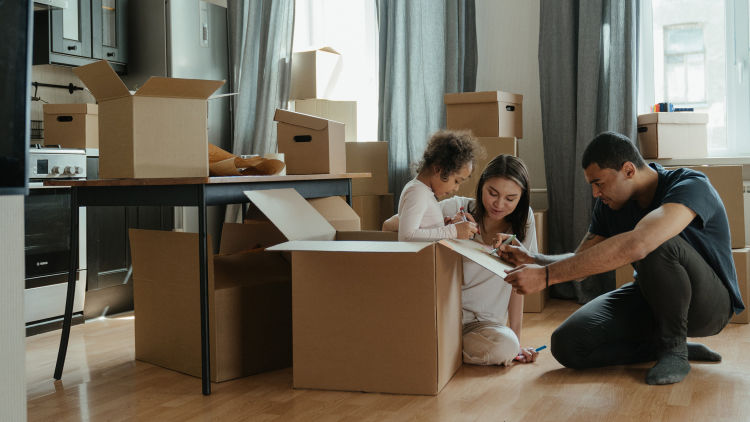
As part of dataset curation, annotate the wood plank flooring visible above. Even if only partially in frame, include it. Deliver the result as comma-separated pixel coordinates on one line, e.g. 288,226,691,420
26,299,750,421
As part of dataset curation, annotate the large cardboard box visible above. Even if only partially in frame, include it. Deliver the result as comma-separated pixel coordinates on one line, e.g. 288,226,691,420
74,60,223,179
351,194,394,230
637,112,708,159
274,109,346,175
293,99,357,142
290,47,341,100
445,91,523,138
251,188,516,395
129,223,292,382
665,165,745,249
524,209,548,313
731,248,749,324
43,103,99,150
455,137,517,198
346,141,389,195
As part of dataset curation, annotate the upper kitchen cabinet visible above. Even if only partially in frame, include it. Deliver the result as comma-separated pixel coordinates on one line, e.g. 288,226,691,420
33,0,128,74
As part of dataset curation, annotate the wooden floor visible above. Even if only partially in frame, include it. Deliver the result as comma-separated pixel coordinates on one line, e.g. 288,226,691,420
26,299,750,422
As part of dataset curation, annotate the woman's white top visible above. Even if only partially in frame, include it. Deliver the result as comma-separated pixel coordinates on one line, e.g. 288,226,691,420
397,178,458,241
438,196,538,325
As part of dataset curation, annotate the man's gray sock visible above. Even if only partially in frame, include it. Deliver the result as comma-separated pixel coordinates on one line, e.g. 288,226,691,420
646,345,690,385
687,342,721,362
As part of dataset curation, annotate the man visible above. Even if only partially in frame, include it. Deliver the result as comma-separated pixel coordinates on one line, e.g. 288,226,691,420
498,131,744,385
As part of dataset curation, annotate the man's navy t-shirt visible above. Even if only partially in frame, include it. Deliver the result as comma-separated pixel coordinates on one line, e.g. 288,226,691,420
589,163,745,314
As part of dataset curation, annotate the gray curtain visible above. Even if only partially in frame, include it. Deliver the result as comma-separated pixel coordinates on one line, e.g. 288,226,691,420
538,0,638,303
228,0,295,156
378,0,477,204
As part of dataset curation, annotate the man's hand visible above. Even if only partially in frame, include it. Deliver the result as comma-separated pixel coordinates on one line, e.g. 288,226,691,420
504,264,546,294
494,234,534,265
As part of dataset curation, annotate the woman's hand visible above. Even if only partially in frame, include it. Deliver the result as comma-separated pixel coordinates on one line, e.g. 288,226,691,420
494,234,534,265
514,347,539,364
455,221,479,239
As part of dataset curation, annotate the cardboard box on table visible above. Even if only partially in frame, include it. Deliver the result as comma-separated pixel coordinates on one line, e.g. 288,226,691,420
731,248,750,324
129,223,292,382
293,99,357,142
274,109,346,175
43,103,99,150
74,60,224,178
290,47,342,100
248,188,515,395
345,141,389,195
637,112,708,159
524,209,548,313
351,193,394,231
444,91,523,138
455,137,517,199
665,165,745,249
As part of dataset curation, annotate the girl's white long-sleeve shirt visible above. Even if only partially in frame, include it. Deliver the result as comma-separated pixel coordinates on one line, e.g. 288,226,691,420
397,178,458,241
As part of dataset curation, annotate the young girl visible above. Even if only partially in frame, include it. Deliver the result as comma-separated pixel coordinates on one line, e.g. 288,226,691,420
385,154,540,365
398,130,482,241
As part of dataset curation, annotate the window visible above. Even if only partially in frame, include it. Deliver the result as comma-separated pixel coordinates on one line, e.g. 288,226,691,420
640,0,750,155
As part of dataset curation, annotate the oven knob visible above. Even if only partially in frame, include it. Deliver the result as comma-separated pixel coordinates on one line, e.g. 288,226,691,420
63,166,73,175
50,166,60,175
74,166,83,175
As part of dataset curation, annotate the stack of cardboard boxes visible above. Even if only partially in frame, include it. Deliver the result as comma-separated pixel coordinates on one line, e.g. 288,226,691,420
442,91,548,312
345,142,394,230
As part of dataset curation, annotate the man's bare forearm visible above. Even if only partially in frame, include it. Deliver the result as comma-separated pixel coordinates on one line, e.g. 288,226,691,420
531,252,575,266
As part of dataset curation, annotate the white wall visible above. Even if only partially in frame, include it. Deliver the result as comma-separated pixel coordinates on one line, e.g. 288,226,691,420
475,0,547,209
0,196,27,422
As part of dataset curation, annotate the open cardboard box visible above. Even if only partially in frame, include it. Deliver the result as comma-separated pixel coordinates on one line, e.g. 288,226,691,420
247,189,514,395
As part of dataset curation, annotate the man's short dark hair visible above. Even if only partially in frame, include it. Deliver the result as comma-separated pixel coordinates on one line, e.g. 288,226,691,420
581,131,647,171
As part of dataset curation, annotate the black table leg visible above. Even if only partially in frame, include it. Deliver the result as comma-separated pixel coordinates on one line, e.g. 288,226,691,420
346,179,352,206
54,187,79,380
198,185,211,395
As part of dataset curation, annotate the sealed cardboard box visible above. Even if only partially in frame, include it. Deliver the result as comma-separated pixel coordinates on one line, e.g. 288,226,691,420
524,209,548,313
346,141,389,195
74,60,224,178
129,223,292,382
308,196,361,231
731,248,749,324
274,109,346,175
445,91,523,138
455,137,517,198
43,103,98,150
251,188,517,395
666,165,744,249
290,46,342,100
351,194,394,231
293,99,357,142
637,112,708,159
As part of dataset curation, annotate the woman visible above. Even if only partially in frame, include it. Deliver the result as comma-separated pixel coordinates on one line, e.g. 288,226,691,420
383,154,540,365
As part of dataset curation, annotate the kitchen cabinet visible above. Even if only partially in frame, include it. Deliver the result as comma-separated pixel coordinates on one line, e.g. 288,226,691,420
33,0,127,73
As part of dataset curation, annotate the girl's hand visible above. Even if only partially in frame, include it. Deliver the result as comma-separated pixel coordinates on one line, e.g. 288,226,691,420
514,347,539,364
455,221,479,239
448,210,477,225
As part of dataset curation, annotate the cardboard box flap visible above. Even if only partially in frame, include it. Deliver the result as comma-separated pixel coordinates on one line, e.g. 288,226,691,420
637,112,709,125
308,196,361,231
244,189,336,241
219,222,287,254
297,45,341,55
135,77,225,99
73,60,131,101
274,109,330,130
267,240,432,253
444,90,523,105
439,239,514,279
43,103,98,115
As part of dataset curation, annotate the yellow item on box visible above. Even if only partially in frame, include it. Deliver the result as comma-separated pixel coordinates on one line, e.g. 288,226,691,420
208,144,285,176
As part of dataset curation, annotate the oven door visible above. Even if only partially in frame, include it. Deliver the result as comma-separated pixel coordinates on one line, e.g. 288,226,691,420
24,183,86,325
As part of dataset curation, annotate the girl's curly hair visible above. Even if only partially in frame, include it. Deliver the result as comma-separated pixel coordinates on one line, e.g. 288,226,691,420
416,130,484,180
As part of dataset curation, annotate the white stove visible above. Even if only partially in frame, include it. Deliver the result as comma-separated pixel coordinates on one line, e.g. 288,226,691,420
28,146,87,180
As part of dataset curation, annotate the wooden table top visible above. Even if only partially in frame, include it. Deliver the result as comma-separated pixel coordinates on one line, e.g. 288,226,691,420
44,172,372,187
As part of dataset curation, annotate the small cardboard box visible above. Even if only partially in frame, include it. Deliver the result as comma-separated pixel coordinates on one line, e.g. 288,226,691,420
274,109,346,175
308,196,361,231
290,47,342,100
129,223,292,382
637,112,708,159
346,141,389,195
252,188,516,395
43,103,99,150
665,165,744,249
445,91,523,138
524,209,548,313
74,60,224,178
731,248,749,324
293,99,357,142
351,194,394,231
455,137,517,198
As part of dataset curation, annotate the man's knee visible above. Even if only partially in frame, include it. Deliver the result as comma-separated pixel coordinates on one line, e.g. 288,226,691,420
462,325,519,366
637,236,684,270
551,322,587,369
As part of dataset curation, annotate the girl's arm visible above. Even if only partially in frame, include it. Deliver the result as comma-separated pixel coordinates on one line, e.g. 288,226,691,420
507,289,524,342
398,188,458,241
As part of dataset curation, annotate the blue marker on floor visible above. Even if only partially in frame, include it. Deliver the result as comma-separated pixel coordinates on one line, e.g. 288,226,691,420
515,345,547,361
